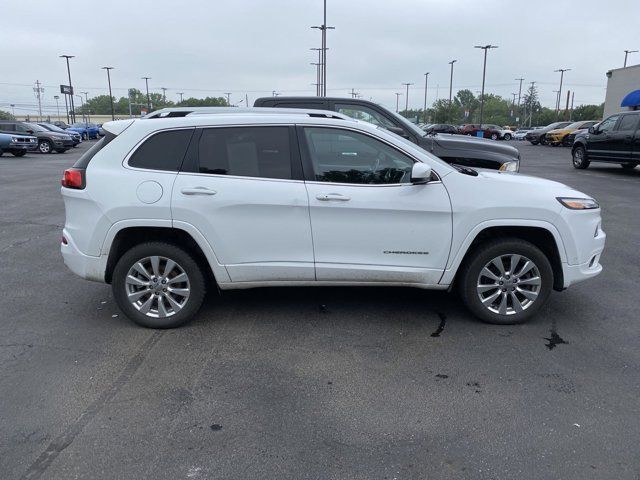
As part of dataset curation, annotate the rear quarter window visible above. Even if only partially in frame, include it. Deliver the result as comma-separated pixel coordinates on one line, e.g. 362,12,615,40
128,129,194,171
73,132,116,169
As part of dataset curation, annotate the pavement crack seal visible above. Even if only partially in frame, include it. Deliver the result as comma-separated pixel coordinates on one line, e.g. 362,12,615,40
430,312,447,337
20,330,165,480
544,319,568,350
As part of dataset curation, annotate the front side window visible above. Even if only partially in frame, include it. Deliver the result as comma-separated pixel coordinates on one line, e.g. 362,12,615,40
598,115,618,132
335,104,395,128
615,115,639,132
303,127,414,185
129,129,193,171
198,126,292,180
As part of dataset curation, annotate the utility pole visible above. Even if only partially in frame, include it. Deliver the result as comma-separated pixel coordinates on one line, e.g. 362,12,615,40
310,48,322,96
515,77,524,124
161,87,168,102
448,60,457,122
395,92,402,113
564,90,571,120
311,62,321,96
401,82,413,112
474,45,498,127
554,68,571,118
81,92,90,123
59,55,75,123
54,96,61,121
511,93,517,119
350,88,359,98
224,92,231,105
75,95,85,124
528,81,536,127
101,67,115,121
246,94,249,108
272,90,280,97
423,72,430,124
311,0,335,96
10,104,15,117
623,49,638,67
177,92,184,103
63,95,69,124
142,76,151,113
33,80,44,121
570,91,575,120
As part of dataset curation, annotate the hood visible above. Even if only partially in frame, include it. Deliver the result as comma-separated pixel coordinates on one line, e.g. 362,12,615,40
477,170,580,194
547,128,571,135
431,133,519,157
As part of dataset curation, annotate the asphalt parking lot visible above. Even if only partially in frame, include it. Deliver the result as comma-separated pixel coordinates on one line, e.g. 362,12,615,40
1,140,638,480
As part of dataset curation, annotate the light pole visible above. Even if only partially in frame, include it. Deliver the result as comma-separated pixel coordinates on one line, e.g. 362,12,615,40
81,91,90,123
624,50,638,67
448,60,457,122
311,0,335,97
101,67,115,121
310,48,322,96
54,95,61,121
75,95,85,124
10,104,15,117
59,54,76,123
423,72,430,124
224,92,231,105
161,87,168,103
395,92,402,113
554,68,571,117
142,76,151,113
177,92,184,103
474,45,498,127
311,62,321,96
401,82,413,114
515,77,524,125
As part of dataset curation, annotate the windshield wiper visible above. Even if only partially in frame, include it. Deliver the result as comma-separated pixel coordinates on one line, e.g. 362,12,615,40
451,164,479,176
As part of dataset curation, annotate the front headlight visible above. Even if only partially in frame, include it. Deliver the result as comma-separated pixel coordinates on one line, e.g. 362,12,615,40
499,161,519,172
557,197,599,210
11,137,18,142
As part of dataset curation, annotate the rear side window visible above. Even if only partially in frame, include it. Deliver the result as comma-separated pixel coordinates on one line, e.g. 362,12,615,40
198,127,292,180
129,129,193,171
73,132,116,169
616,115,639,132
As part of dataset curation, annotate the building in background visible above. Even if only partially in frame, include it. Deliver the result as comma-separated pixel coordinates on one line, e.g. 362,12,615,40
604,64,640,118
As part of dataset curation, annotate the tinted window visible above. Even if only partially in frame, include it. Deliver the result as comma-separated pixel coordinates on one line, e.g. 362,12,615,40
616,115,639,132
335,104,395,128
303,127,414,184
0,123,14,132
198,127,292,179
598,115,618,132
129,129,193,171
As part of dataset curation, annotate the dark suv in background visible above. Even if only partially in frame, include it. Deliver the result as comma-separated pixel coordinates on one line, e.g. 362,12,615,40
424,123,459,134
0,121,73,153
571,111,640,170
253,97,521,171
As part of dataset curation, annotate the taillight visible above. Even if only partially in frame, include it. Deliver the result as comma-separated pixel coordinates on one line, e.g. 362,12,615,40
61,168,85,189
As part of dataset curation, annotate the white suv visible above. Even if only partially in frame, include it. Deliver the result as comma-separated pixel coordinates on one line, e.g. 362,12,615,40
60,110,605,328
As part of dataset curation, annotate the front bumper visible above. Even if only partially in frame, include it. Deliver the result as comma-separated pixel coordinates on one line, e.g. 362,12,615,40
560,218,606,288
61,228,107,283
9,141,38,151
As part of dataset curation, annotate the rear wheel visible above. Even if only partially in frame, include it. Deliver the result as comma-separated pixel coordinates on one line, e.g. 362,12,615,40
459,239,553,325
38,140,52,154
621,162,638,170
572,145,590,169
112,242,207,328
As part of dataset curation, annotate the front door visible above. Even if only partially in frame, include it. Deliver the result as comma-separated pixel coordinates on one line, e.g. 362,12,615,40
171,125,315,282
588,114,619,160
299,126,452,285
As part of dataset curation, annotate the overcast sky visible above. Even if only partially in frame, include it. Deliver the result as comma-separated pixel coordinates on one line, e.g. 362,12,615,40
1,0,639,116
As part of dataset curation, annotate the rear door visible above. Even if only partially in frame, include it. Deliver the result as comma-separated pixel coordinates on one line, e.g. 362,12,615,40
171,125,315,282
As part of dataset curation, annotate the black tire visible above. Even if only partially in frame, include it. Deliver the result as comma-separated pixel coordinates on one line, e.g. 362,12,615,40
621,162,638,170
572,145,590,169
12,150,26,157
503,133,512,140
539,134,547,145
458,238,553,325
529,140,539,145
55,149,67,154
38,140,53,154
112,242,207,329
490,133,499,140
82,133,88,140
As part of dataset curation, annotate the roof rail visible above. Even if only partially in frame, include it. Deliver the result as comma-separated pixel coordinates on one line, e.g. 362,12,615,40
144,107,352,121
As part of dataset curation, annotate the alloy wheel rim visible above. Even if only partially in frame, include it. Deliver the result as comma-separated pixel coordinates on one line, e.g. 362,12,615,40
573,149,583,166
125,256,190,318
476,254,541,315
40,142,50,153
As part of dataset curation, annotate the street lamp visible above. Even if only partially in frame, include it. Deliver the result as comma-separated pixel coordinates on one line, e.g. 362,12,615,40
474,45,498,127
448,60,457,122
310,48,322,96
423,73,430,124
624,49,638,67
101,66,115,121
177,92,184,103
54,95,61,121
59,54,76,123
515,77,524,125
554,68,571,117
75,95,85,125
81,92,90,123
142,77,151,113
401,82,413,113
224,92,231,105
311,0,335,97
395,92,402,113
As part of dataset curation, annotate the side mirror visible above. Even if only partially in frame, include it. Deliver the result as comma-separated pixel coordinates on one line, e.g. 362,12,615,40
387,126,411,139
411,163,432,184
588,126,598,134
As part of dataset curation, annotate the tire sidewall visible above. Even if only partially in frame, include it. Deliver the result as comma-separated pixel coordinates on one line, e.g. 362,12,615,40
459,239,553,325
572,146,589,169
504,134,512,140
112,242,207,328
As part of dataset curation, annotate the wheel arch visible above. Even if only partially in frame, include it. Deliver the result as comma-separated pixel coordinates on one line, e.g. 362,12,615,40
442,223,566,291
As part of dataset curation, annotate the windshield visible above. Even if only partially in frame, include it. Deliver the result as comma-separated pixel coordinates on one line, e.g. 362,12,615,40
563,121,583,130
24,123,48,132
387,110,427,137
39,123,66,133
376,125,453,172
71,123,88,128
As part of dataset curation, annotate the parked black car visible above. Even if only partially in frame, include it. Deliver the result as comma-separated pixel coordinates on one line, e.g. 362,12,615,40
253,97,521,171
424,123,459,134
524,121,572,145
38,123,82,146
0,121,74,153
571,111,640,170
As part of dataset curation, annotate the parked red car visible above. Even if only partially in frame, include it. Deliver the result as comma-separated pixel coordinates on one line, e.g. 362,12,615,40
459,124,502,140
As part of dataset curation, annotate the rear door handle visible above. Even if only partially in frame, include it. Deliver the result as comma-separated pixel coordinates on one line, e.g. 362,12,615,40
316,193,350,201
181,187,217,196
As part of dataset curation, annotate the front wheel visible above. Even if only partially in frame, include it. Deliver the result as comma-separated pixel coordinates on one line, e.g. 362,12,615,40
503,133,512,140
38,140,52,154
572,145,590,169
112,242,207,328
459,239,553,325
490,133,499,140
621,162,638,170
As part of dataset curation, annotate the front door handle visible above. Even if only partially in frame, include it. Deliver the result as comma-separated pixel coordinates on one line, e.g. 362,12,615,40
181,187,217,196
316,193,350,201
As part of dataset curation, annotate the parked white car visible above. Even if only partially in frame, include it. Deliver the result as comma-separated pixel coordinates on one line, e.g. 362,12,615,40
61,110,605,328
513,128,532,140
499,128,514,140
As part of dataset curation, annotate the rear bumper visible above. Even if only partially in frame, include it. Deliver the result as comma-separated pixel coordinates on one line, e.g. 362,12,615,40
61,228,106,283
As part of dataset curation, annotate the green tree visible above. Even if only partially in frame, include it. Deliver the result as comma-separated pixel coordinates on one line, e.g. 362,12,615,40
572,104,604,121
0,110,15,120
